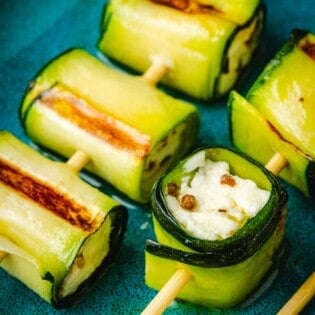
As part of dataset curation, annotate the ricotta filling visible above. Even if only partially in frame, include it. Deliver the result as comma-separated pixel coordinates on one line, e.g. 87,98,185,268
165,151,270,240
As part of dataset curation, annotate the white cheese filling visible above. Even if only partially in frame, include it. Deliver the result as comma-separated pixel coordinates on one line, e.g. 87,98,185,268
165,151,270,240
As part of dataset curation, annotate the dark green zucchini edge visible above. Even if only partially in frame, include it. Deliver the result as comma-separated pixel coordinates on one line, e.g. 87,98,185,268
21,83,59,135
147,147,287,267
306,163,315,201
53,205,128,309
19,48,77,127
213,3,266,100
100,0,112,35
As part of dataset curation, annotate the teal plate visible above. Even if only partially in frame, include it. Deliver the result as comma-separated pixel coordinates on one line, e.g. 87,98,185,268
0,1,314,314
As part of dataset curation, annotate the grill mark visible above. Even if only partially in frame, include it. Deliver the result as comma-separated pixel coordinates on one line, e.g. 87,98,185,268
38,87,151,160
150,0,220,14
266,120,313,159
267,121,286,141
301,40,315,61
0,159,99,232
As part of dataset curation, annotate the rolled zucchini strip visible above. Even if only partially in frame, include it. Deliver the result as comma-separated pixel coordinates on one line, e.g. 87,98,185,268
145,147,287,308
20,49,199,203
0,131,127,308
228,30,315,200
98,0,265,100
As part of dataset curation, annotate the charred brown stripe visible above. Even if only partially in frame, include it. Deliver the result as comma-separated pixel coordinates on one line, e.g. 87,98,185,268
38,87,151,160
267,120,312,159
151,0,219,14
0,159,99,232
301,41,315,61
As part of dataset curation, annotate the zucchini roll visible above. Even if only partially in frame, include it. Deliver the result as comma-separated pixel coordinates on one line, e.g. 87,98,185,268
20,49,199,203
228,30,315,200
145,147,287,308
0,131,127,308
98,0,265,100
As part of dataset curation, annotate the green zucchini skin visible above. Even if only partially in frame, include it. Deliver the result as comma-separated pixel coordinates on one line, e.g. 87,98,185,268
306,163,315,199
98,0,265,100
228,30,315,200
145,228,285,308
145,147,287,308
0,131,128,308
20,49,199,203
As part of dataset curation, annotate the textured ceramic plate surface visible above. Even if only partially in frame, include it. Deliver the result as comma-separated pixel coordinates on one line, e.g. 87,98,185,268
0,1,314,314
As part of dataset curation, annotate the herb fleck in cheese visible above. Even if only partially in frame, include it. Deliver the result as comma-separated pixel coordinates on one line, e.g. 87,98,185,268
165,151,270,240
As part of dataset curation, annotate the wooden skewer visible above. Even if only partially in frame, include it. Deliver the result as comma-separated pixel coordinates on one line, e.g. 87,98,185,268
142,55,173,86
277,271,315,315
142,152,290,314
141,269,192,315
66,150,90,172
265,152,288,175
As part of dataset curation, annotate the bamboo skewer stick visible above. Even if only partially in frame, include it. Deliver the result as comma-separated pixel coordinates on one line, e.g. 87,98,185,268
141,56,194,314
141,151,290,314
66,150,90,172
141,269,192,315
265,152,288,175
277,271,315,315
142,55,173,86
